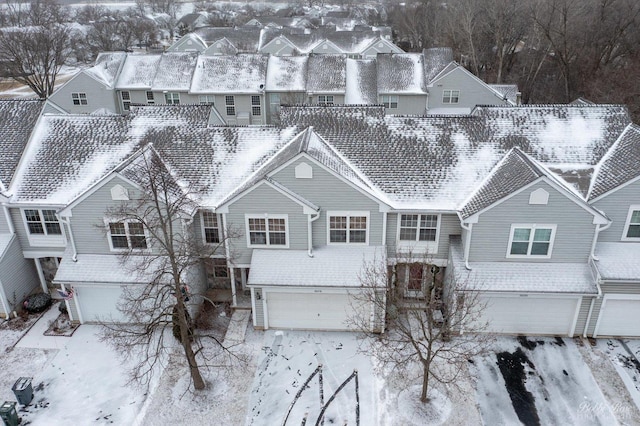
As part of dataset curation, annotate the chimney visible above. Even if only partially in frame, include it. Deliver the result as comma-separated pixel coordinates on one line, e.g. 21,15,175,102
516,92,522,105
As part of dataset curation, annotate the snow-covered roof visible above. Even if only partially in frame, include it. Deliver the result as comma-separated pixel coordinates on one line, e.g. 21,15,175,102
594,242,640,281
345,59,377,104
422,47,453,82
377,53,425,94
265,56,307,92
0,100,44,189
55,251,157,284
115,54,162,90
450,237,598,294
248,246,385,288
151,52,198,91
190,54,268,94
85,52,127,88
307,55,346,93
488,84,519,104
588,124,640,201
191,26,265,52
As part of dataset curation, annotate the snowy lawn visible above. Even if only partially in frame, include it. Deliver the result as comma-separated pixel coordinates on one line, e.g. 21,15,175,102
471,336,639,425
596,339,640,412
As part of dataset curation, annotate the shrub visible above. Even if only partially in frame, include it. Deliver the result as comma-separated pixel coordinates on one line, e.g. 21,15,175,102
58,301,68,314
23,293,52,313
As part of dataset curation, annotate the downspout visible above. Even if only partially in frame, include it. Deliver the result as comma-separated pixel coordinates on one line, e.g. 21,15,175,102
459,221,473,270
221,213,236,307
381,211,387,246
2,203,15,234
59,216,78,262
590,221,612,261
583,263,603,338
307,211,320,257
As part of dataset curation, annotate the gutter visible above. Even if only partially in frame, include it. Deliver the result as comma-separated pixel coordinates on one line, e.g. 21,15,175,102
1,203,14,234
457,214,473,270
307,211,320,257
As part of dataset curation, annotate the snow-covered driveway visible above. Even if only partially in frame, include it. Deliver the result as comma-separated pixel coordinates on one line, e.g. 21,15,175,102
246,330,381,426
471,336,632,425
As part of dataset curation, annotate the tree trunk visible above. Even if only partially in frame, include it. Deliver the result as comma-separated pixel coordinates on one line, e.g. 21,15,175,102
177,296,205,390
420,362,430,402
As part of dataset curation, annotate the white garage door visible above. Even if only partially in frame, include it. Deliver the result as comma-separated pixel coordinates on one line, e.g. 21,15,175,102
596,298,640,337
266,292,367,331
75,286,125,323
478,295,580,336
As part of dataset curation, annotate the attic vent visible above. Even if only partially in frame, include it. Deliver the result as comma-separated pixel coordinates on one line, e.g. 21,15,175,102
378,43,383,48
111,184,129,201
529,188,549,205
187,40,192,46
276,40,281,45
295,162,313,179
323,44,328,50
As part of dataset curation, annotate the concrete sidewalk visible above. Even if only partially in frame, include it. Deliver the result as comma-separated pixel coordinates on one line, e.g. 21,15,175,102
222,310,251,346
15,306,73,350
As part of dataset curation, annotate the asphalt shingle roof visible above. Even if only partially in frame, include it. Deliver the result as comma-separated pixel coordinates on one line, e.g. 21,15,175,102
377,53,425,94
151,52,198,91
588,124,640,200
306,54,346,93
115,54,162,90
422,47,453,82
191,54,268,93
0,100,44,189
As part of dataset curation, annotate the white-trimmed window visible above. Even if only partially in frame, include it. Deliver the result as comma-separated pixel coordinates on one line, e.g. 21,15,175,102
507,224,556,258
251,95,261,116
72,92,87,105
107,221,147,251
164,92,180,105
622,205,640,240
399,214,438,242
327,211,369,244
442,90,460,104
245,214,288,247
199,95,215,105
381,95,398,109
202,211,220,244
225,95,235,116
24,209,62,235
120,91,131,111
318,95,334,106
146,91,155,104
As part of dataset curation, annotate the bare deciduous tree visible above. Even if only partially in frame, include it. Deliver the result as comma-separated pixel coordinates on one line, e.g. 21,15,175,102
0,0,71,98
352,253,492,403
99,146,241,391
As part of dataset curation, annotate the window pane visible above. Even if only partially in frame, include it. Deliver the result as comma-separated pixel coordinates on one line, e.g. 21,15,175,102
111,236,129,248
268,218,286,231
130,235,147,249
205,228,220,243
419,229,436,241
400,214,418,228
513,228,531,241
350,230,366,243
109,222,126,235
510,242,529,255
250,232,267,245
24,209,41,222
533,228,552,242
45,223,62,235
203,211,218,228
128,223,145,235
225,96,234,105
421,215,438,228
330,230,347,243
408,264,423,291
626,224,640,238
251,95,260,106
530,242,550,255
350,216,366,230
248,218,266,231
42,210,57,221
330,216,347,229
399,228,417,240
269,232,286,245
630,210,640,223
28,223,44,234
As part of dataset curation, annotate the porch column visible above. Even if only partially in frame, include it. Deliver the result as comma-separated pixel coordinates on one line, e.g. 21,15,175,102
229,266,237,307
34,258,48,293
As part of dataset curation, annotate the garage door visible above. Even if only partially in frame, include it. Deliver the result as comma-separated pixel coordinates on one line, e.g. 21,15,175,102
75,286,125,323
596,298,640,337
477,295,580,336
266,292,368,331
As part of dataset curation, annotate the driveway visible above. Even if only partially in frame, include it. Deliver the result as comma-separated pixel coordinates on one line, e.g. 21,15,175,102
470,336,638,425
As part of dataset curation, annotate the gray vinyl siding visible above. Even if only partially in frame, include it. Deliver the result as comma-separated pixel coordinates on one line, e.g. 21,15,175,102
312,43,342,54
0,210,9,234
592,178,640,242
386,212,461,261
428,67,509,111
574,296,592,337
192,210,225,257
469,181,596,262
381,94,427,115
309,94,345,105
49,73,118,114
0,235,39,315
226,183,309,265
270,158,384,248
585,281,640,336
67,297,80,323
70,177,147,255
362,43,399,58
254,288,264,328
261,42,296,56
266,92,306,124
10,208,65,253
